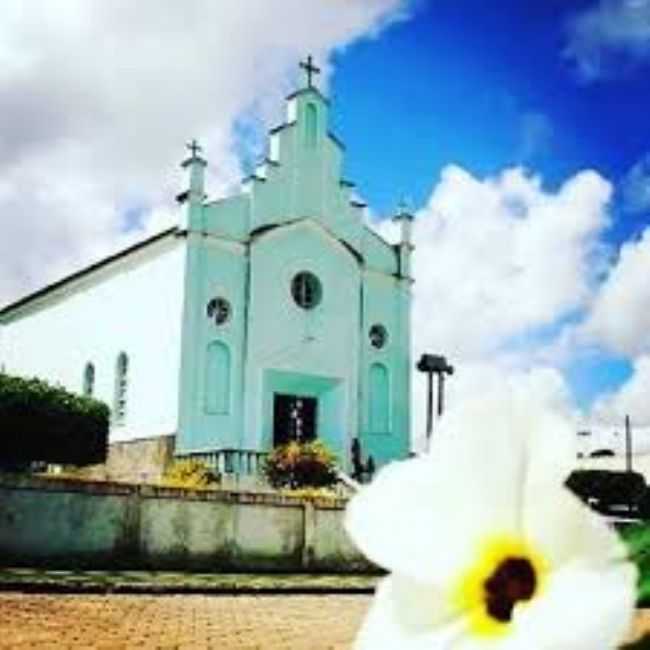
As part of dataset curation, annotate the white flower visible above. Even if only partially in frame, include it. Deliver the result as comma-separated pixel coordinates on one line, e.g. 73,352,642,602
345,393,637,649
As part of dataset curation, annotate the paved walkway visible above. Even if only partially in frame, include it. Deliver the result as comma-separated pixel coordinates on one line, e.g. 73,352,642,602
0,593,370,649
1,593,649,649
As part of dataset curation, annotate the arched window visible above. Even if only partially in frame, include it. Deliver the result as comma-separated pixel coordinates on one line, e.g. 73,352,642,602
204,341,231,414
369,363,390,433
305,102,318,148
114,352,129,425
83,362,95,397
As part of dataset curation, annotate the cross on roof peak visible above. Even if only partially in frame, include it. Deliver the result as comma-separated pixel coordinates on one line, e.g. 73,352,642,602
398,196,412,214
186,139,202,158
299,55,321,89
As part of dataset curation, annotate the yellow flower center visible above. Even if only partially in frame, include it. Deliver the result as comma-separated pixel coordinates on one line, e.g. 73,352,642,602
452,535,548,638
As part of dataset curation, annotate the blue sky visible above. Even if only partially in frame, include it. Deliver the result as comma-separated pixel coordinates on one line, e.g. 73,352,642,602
332,1,649,227
311,0,650,417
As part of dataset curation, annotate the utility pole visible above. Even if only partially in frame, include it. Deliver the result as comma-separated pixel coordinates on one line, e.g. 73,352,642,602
625,414,633,473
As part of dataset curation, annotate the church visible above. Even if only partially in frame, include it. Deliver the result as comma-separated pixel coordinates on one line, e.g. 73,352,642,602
0,60,413,478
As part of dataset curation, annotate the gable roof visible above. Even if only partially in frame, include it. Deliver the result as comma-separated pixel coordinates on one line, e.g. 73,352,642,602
0,227,180,321
250,217,364,266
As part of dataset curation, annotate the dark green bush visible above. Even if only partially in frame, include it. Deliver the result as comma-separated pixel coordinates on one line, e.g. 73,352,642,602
0,373,109,467
263,440,338,489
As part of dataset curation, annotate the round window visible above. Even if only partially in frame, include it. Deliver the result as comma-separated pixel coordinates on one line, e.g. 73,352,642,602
291,272,322,309
206,297,231,325
369,324,388,349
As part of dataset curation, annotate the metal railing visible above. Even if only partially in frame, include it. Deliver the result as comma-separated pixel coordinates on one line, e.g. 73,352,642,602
176,449,268,476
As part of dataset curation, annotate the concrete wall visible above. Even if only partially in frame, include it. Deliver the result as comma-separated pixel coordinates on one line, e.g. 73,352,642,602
0,475,371,572
75,435,176,483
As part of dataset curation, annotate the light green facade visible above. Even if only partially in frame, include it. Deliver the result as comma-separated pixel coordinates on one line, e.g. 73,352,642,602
176,82,412,472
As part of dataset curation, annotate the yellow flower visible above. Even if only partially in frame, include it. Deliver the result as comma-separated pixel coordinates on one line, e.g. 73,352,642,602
345,392,637,649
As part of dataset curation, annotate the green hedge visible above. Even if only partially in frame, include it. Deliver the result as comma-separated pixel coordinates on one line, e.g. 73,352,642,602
620,523,650,606
0,373,109,467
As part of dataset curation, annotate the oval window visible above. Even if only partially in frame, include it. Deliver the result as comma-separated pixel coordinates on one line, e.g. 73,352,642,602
291,272,322,309
369,324,388,349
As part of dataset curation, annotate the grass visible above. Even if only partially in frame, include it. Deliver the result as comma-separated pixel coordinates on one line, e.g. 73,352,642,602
0,568,379,594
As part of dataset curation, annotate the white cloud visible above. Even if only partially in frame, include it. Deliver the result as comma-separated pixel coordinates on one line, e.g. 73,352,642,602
582,227,650,356
621,152,650,215
386,165,612,361
410,361,576,453
0,0,406,305
536,222,650,441
376,164,612,443
592,355,650,426
565,0,650,81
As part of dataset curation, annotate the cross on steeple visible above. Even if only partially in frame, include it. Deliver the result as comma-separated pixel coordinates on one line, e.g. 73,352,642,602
300,55,321,89
178,137,206,203
186,138,202,159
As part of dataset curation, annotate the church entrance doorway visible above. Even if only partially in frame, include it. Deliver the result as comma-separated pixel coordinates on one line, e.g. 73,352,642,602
273,394,318,446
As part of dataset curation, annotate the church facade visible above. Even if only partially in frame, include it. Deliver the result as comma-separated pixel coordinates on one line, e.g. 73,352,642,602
0,69,413,474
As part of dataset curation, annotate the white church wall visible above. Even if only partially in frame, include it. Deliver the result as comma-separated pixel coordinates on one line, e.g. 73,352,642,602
0,234,186,443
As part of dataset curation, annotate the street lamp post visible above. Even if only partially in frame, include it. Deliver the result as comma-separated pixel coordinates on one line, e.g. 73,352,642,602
625,414,633,473
416,353,454,445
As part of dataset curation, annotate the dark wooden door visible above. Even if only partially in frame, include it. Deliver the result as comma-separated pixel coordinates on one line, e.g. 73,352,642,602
273,394,317,446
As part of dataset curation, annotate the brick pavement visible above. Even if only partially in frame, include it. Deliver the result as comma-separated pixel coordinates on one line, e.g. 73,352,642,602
1,594,649,649
0,594,370,650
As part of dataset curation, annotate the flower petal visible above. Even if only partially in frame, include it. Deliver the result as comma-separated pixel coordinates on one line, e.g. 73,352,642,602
353,577,461,650
516,403,626,582
389,574,461,632
346,394,531,584
451,563,636,650
518,396,577,498
507,561,638,650
524,482,629,569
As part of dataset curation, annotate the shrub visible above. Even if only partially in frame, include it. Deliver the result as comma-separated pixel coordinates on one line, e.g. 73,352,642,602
264,440,338,489
620,523,650,604
161,458,220,489
0,372,109,467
